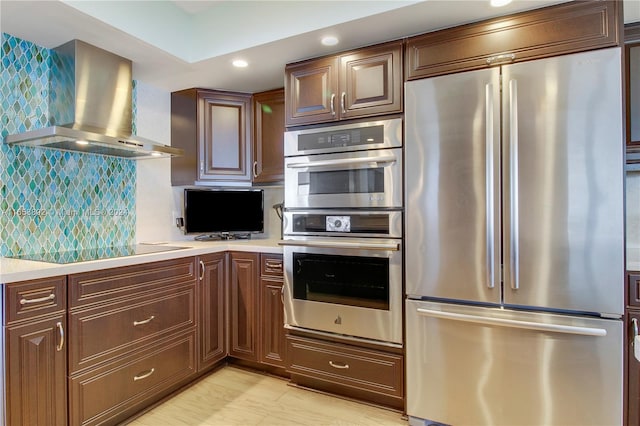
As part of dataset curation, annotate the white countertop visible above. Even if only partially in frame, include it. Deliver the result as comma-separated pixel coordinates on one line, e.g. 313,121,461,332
0,239,282,283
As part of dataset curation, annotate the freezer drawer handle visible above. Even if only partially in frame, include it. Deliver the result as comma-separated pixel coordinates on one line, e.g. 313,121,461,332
416,308,607,337
486,53,515,65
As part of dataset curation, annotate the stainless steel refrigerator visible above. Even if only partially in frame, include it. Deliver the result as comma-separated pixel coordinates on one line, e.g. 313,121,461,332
405,47,624,426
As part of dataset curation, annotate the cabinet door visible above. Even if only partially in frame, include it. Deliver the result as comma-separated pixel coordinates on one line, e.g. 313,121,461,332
253,89,285,183
630,310,640,426
228,252,259,361
198,92,252,182
339,41,403,120
285,57,338,126
198,253,227,370
5,315,67,426
406,0,619,80
260,277,286,367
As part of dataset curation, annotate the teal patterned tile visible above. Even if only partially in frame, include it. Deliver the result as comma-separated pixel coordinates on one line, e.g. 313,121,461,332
0,33,137,257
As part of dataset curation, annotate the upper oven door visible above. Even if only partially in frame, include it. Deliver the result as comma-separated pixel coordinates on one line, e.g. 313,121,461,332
284,118,402,157
284,147,403,209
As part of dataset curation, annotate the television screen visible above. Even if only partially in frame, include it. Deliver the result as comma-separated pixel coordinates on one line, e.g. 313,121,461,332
183,189,264,236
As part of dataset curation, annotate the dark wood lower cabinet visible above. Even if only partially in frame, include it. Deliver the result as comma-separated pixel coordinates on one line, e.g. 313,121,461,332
3,250,401,425
228,252,259,361
198,253,227,371
2,276,67,426
67,258,198,426
68,331,196,426
287,333,404,410
259,254,286,368
5,314,67,426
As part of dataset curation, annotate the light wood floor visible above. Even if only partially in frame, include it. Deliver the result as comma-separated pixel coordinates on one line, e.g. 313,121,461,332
127,366,408,426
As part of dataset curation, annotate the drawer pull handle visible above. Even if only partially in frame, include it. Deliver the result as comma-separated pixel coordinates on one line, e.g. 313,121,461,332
20,294,55,305
133,316,155,326
199,260,205,281
329,361,349,369
133,368,155,381
265,261,282,270
56,322,64,351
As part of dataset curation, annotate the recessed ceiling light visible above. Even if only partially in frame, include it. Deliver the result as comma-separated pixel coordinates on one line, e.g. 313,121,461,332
232,59,248,68
490,0,512,6
76,140,89,145
321,36,339,46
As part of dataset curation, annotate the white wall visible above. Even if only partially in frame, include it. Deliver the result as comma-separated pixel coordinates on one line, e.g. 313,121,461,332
134,81,283,243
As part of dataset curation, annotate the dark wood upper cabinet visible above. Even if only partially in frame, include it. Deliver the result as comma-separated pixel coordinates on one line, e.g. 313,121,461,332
406,0,620,81
285,40,403,126
339,43,402,120
626,23,640,168
252,88,285,183
285,56,338,126
171,89,252,185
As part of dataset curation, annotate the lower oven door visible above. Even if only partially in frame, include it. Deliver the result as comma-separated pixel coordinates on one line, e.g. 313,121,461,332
281,237,403,344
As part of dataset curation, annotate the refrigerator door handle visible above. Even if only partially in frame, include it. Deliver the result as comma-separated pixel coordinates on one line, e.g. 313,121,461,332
485,82,496,289
415,308,607,337
508,78,520,290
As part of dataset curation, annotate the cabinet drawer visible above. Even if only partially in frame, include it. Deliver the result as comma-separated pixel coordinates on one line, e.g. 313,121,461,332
69,286,196,373
4,276,66,324
260,254,283,277
287,335,403,398
69,331,196,426
69,257,196,309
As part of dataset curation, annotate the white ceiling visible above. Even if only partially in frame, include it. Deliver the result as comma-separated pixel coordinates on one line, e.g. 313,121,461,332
1,0,639,94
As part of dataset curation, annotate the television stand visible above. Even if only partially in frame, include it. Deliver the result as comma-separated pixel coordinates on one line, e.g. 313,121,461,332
194,232,252,241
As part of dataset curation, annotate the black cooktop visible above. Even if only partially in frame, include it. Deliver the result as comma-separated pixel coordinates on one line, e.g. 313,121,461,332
8,244,188,264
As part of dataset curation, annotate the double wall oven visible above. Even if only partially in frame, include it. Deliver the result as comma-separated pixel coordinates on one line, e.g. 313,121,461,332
281,118,403,345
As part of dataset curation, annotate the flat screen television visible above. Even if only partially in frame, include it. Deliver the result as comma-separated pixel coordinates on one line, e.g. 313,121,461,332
183,188,264,239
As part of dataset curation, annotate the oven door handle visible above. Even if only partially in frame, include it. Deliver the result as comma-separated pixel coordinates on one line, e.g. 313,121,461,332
279,239,399,251
286,154,397,169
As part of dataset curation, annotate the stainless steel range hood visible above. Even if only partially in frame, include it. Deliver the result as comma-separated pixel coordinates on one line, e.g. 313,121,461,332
3,40,183,159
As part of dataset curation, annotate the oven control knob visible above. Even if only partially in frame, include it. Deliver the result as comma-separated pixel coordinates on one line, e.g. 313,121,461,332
333,219,342,228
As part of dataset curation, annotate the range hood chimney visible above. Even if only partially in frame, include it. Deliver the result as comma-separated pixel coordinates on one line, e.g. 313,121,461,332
3,40,183,159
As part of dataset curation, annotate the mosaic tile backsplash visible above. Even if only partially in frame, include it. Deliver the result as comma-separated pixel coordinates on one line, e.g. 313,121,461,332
1,33,136,257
